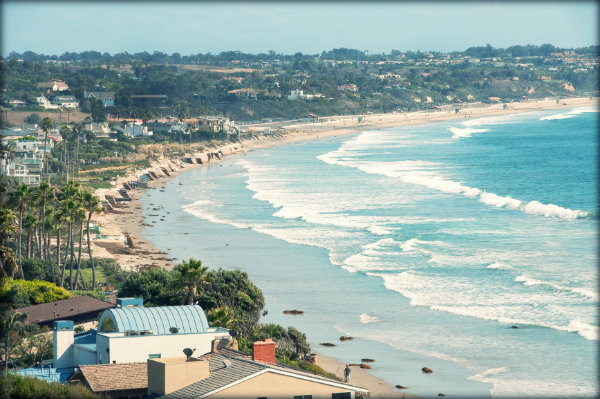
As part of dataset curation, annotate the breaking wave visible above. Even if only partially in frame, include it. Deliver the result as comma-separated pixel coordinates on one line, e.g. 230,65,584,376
318,151,589,219
449,127,489,139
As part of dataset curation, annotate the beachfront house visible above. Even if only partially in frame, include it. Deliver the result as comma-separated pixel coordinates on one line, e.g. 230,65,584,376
52,298,231,368
19,297,368,398
84,122,112,138
151,343,369,399
113,122,153,137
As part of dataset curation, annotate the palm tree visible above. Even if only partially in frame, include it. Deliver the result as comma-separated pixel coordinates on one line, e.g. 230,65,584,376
59,124,71,178
34,182,55,262
72,123,83,177
40,117,54,178
22,212,38,260
43,208,57,283
56,181,79,287
73,205,87,291
81,191,101,290
7,183,29,279
58,198,77,288
174,258,210,305
0,207,17,277
1,311,27,370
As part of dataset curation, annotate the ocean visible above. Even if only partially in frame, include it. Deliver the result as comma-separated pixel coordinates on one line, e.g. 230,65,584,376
141,106,598,398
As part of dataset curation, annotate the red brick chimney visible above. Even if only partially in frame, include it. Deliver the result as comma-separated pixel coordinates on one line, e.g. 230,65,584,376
252,338,276,364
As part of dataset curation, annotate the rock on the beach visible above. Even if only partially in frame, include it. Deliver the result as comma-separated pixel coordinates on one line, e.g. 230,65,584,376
361,358,375,363
126,234,137,249
360,364,371,369
319,343,336,347
422,367,433,373
438,394,446,397
395,385,408,389
339,336,354,341
283,309,304,315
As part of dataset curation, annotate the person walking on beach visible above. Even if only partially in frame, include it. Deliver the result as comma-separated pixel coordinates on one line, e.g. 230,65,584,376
344,364,351,382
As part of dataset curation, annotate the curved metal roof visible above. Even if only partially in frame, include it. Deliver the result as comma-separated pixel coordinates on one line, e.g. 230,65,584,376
98,305,210,335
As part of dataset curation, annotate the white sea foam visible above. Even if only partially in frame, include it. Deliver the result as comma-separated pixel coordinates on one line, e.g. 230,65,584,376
459,114,522,127
449,127,489,139
368,225,394,235
372,271,598,341
468,367,510,380
515,275,598,302
540,113,577,121
319,141,589,220
359,313,381,323
486,262,512,270
566,319,598,341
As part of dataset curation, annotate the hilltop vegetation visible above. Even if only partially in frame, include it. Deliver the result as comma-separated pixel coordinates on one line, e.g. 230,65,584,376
2,44,597,123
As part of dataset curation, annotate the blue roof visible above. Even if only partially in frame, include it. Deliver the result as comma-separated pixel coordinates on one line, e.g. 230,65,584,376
98,305,210,335
17,367,75,384
74,330,97,351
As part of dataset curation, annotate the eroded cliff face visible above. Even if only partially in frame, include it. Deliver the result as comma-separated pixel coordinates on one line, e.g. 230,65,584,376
563,82,575,92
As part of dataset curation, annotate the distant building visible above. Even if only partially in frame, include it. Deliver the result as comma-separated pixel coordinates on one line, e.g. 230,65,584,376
9,100,27,108
339,84,358,92
227,88,259,99
52,95,79,109
36,96,60,110
84,91,115,107
84,122,112,138
113,122,152,137
37,80,69,92
288,89,313,100
130,94,167,106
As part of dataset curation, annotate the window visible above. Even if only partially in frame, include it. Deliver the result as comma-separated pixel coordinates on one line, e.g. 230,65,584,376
332,393,351,399
148,354,161,359
294,396,312,399
99,318,116,332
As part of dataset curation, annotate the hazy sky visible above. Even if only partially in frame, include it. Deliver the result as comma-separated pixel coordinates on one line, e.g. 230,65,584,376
2,1,597,56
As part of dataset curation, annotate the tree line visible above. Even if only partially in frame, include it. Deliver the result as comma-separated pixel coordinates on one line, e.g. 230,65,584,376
1,178,101,291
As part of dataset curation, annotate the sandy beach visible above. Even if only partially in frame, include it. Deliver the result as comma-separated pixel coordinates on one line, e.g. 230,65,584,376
89,96,596,396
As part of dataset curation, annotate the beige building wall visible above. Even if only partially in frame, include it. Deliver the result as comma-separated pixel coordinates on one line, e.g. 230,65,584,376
210,371,356,399
148,358,210,395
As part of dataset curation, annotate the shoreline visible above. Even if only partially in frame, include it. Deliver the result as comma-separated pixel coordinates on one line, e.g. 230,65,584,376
90,96,597,396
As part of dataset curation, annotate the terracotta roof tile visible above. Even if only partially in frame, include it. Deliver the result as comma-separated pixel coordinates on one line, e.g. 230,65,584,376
79,363,147,392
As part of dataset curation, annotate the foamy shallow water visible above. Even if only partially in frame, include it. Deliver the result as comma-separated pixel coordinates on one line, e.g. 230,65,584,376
143,106,598,398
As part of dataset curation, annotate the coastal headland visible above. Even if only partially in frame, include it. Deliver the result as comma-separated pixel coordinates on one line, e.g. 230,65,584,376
90,96,596,397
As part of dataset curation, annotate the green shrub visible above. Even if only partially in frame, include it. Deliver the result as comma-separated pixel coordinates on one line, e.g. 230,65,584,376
0,279,72,307
0,372,99,399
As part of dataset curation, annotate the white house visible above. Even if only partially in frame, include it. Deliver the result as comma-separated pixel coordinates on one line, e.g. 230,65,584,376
53,298,230,368
288,89,313,100
37,80,69,92
114,122,153,137
84,122,112,138
36,96,60,110
52,95,79,109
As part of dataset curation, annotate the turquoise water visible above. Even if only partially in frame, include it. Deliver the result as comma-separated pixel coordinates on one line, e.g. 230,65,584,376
141,107,598,398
